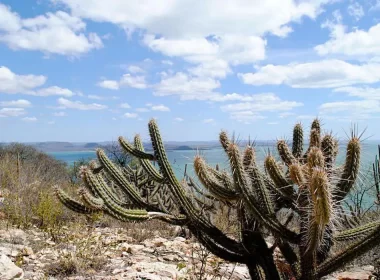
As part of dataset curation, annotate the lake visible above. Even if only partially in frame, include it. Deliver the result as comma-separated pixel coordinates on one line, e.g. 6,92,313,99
48,141,379,179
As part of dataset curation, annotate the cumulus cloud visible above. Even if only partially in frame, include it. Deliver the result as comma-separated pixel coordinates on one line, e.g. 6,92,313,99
54,0,332,38
147,104,170,112
57,98,107,110
315,23,380,58
124,112,138,118
22,117,37,122
0,108,26,117
0,66,75,96
0,66,46,94
0,99,31,107
97,74,147,90
347,2,364,21
203,118,215,123
97,80,119,90
0,4,102,56
239,60,380,88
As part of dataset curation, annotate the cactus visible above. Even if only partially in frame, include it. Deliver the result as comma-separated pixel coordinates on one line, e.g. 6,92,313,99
56,118,380,280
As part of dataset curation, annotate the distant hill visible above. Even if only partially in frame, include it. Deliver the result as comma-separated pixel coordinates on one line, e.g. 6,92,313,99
0,139,307,153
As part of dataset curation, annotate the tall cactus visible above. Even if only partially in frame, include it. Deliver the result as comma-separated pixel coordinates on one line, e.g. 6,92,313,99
56,118,380,280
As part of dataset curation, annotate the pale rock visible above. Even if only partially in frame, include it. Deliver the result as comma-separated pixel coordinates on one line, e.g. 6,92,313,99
0,254,23,279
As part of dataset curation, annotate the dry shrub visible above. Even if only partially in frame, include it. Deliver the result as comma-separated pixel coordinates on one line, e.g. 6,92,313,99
0,144,78,229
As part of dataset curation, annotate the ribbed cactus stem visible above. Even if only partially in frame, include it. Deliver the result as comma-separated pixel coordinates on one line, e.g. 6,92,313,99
292,123,304,158
118,136,155,160
243,146,256,170
335,137,360,201
321,134,336,172
194,155,238,201
134,135,164,182
289,163,306,187
54,186,98,214
335,220,380,241
307,147,325,174
277,140,296,166
78,187,104,210
96,149,146,207
227,143,299,242
219,131,231,153
264,155,294,197
310,168,332,228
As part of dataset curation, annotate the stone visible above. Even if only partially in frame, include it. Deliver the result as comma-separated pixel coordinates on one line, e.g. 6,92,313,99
0,254,23,279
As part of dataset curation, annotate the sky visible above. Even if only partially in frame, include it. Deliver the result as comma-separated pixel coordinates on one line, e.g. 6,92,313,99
1,0,380,142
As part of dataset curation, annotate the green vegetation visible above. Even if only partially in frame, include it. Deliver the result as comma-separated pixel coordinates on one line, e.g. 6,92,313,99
56,118,380,280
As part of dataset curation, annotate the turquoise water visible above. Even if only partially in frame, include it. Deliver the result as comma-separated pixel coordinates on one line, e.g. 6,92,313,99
48,141,379,179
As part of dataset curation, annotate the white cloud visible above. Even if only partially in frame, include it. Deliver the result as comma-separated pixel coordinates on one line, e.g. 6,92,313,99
174,117,184,122
120,103,131,108
127,65,144,73
0,108,26,117
0,99,31,107
120,74,147,89
154,72,221,100
240,60,380,88
97,74,147,90
220,93,303,113
53,111,66,117
0,66,46,94
315,23,380,58
124,112,138,118
97,80,119,90
22,117,37,122
55,0,333,85
58,98,107,110
162,60,173,65
0,4,102,56
87,94,104,100
147,104,170,112
347,2,364,21
333,86,380,100
229,111,266,123
136,108,149,112
34,86,74,97
144,34,266,79
203,118,215,123
48,121,55,125
319,100,380,115
0,66,75,97
55,0,332,39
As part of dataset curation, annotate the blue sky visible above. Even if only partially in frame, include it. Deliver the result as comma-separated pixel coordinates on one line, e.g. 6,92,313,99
1,0,380,142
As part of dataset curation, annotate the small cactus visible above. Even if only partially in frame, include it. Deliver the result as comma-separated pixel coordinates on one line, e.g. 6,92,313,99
56,118,380,280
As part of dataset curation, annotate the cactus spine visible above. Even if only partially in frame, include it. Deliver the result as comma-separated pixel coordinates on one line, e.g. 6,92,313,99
56,118,380,280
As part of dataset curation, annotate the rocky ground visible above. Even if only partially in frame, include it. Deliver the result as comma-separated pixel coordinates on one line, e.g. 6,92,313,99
0,225,378,280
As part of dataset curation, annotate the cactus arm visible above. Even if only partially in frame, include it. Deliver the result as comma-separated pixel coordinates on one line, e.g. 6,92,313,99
227,143,299,243
334,137,361,201
54,187,99,214
78,187,104,210
277,140,296,166
118,136,156,160
292,123,304,158
264,155,294,198
95,173,126,205
188,224,248,263
321,134,337,172
194,156,239,201
134,135,164,182
96,149,146,207
317,224,380,278
334,220,380,241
